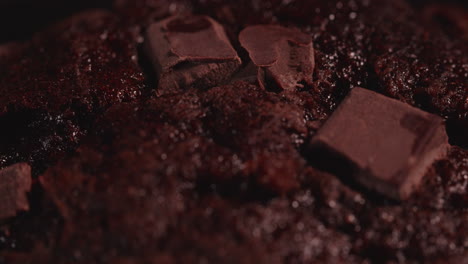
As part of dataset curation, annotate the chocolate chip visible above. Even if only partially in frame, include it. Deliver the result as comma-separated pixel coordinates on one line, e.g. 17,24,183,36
0,163,32,220
239,25,314,91
309,88,449,200
144,15,241,95
166,16,212,32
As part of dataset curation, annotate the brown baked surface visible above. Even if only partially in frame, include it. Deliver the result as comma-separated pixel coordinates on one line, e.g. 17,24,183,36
0,0,467,263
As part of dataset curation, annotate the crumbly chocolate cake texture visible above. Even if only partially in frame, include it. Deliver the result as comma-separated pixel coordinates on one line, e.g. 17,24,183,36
0,0,467,263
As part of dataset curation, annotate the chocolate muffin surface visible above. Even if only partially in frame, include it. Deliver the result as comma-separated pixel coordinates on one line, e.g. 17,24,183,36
0,0,467,263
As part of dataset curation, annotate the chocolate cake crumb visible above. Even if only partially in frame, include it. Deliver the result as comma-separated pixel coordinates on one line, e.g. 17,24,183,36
0,9,146,170
0,0,467,263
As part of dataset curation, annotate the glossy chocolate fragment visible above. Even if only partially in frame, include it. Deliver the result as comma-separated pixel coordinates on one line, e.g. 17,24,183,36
239,25,314,91
309,88,449,200
0,163,32,220
145,15,241,95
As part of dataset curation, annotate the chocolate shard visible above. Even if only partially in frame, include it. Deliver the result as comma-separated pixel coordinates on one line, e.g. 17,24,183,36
145,15,242,95
0,163,32,220
309,87,449,200
239,25,314,91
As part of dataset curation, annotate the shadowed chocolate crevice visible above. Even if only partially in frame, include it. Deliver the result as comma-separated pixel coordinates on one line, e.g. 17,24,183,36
427,7,468,39
0,97,106,171
0,181,62,253
194,177,277,205
136,43,160,98
446,119,468,149
0,110,81,172
305,142,398,206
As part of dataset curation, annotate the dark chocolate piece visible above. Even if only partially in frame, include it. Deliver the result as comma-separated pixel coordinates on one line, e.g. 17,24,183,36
309,88,449,200
145,15,241,95
239,25,314,91
0,163,32,220
1,1,468,263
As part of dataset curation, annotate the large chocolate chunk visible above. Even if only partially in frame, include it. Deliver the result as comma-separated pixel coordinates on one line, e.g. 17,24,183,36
239,25,314,91
0,163,32,220
309,88,449,200
145,15,241,95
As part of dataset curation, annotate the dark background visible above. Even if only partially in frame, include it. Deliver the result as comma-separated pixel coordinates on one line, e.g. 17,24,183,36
0,0,466,44
0,0,112,43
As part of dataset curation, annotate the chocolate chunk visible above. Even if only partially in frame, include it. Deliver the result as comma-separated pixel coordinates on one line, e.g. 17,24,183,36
239,25,314,91
309,88,449,200
145,15,241,95
0,163,32,220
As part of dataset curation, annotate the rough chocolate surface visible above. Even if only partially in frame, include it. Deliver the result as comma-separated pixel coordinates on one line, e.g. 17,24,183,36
0,10,145,170
0,163,32,220
239,25,314,91
145,15,241,95
310,87,449,200
0,0,467,264
0,10,144,116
